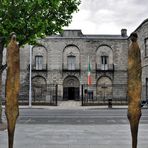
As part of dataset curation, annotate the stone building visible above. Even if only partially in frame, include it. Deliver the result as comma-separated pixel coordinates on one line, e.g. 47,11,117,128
3,18,148,104
135,19,148,101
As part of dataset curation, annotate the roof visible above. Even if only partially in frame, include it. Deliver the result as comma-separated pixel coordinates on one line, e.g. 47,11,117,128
134,18,148,32
46,30,128,40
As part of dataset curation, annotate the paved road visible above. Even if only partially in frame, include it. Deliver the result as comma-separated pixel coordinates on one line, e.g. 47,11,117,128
1,107,148,148
2,107,148,124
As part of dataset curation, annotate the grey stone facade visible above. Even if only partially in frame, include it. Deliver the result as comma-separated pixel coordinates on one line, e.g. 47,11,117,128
2,19,148,103
134,19,148,100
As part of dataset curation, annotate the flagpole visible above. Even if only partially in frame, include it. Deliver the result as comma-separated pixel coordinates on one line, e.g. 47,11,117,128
29,45,32,108
88,55,89,87
87,55,91,86
87,55,91,92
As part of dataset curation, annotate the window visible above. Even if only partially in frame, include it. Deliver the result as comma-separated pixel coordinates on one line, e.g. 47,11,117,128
146,78,148,100
67,55,76,70
35,56,43,70
101,56,108,70
145,38,148,56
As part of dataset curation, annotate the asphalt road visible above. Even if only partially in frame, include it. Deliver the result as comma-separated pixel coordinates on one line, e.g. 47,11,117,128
2,107,148,124
1,107,148,148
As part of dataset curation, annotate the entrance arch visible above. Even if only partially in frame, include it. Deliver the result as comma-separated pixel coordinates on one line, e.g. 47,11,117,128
63,76,80,100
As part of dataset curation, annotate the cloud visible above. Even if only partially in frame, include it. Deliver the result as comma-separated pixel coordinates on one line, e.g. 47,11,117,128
64,0,148,35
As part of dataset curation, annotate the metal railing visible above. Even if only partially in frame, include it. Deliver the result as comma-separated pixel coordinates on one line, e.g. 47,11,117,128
28,64,47,71
96,64,114,72
2,84,58,106
81,84,128,106
62,63,80,72
2,83,148,107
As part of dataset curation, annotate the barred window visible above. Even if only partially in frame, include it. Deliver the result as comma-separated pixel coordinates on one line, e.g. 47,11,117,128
146,78,148,99
101,56,108,70
35,56,43,70
67,55,76,70
145,38,148,56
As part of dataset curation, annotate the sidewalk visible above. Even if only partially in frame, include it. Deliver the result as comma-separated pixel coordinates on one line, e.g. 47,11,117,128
3,105,148,110
2,105,127,110
0,124,148,148
1,101,148,148
2,100,129,110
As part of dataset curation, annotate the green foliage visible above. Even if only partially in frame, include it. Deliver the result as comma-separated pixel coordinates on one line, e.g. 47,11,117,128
0,0,80,46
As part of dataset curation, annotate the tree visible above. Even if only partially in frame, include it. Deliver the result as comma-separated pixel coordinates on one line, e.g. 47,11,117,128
0,0,80,122
0,0,80,45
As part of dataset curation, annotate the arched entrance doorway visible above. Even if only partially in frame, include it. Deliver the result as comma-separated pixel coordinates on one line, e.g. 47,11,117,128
97,76,113,100
63,76,80,100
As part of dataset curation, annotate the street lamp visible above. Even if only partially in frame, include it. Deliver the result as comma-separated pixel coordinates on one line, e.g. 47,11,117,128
29,45,32,108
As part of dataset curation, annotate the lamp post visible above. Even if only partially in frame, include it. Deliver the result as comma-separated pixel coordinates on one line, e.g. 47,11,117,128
29,45,32,108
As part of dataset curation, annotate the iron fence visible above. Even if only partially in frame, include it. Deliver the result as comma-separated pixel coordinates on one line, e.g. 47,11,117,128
2,83,148,106
81,84,128,106
10,84,58,106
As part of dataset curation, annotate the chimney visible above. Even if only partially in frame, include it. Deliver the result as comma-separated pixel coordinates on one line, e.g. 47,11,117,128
61,30,83,37
121,29,127,37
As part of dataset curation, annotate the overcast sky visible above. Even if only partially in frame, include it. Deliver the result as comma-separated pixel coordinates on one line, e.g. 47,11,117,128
64,0,148,35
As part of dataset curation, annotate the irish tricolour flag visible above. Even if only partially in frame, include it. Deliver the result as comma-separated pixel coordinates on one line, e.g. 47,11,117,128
87,56,92,85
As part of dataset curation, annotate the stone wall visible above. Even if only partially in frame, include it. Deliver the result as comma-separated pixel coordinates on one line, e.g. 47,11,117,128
3,19,148,102
135,19,148,100
17,30,129,101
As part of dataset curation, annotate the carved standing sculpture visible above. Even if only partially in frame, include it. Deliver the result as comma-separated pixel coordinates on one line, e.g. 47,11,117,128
127,32,142,148
5,33,20,148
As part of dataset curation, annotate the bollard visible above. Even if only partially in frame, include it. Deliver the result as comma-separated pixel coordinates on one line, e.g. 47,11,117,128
108,99,112,108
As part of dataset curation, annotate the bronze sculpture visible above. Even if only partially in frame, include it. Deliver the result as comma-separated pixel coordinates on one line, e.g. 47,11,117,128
127,32,142,148
5,33,20,148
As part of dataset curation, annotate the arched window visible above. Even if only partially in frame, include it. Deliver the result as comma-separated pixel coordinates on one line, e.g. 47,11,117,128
145,38,148,56
101,55,108,70
67,55,76,70
96,45,113,71
146,78,148,99
32,46,47,70
35,55,43,70
63,45,80,70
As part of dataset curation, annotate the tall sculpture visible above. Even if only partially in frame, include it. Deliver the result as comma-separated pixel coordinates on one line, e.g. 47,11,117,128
127,32,142,148
5,33,20,148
